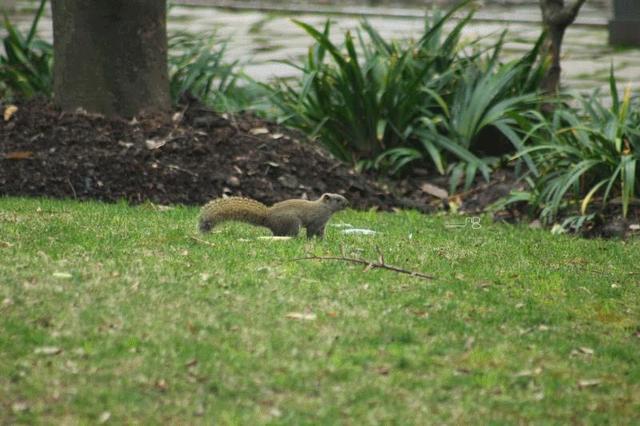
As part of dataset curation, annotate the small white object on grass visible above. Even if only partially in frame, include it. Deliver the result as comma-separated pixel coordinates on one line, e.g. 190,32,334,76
341,228,378,235
285,312,316,321
330,222,354,228
257,236,293,240
52,272,72,279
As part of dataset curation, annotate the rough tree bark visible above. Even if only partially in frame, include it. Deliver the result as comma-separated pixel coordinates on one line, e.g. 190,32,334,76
609,0,640,46
0,0,16,13
539,0,587,94
51,0,170,117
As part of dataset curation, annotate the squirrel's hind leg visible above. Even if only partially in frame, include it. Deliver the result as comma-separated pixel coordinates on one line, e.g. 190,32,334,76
267,216,301,237
198,217,213,233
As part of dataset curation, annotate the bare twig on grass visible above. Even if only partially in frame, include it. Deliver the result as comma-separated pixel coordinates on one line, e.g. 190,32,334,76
191,237,433,280
292,251,435,281
189,235,216,248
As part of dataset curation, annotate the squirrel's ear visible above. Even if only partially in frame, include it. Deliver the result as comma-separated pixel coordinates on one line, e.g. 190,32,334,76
320,193,329,201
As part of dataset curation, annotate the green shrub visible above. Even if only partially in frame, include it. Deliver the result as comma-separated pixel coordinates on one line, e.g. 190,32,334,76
418,35,543,191
509,70,640,224
0,0,53,99
264,0,545,190
168,31,242,108
265,2,472,164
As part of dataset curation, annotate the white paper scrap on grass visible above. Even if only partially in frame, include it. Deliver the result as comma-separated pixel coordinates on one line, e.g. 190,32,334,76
257,236,293,240
341,228,378,235
330,222,354,228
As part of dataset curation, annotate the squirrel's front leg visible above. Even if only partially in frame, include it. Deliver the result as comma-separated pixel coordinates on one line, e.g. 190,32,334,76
306,222,325,239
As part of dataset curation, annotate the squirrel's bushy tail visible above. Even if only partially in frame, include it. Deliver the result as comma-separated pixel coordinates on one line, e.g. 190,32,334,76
198,197,269,233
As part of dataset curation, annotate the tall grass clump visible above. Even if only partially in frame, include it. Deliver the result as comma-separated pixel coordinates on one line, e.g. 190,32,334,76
507,70,640,225
416,33,544,190
0,0,53,99
266,2,472,166
168,31,250,110
265,0,545,190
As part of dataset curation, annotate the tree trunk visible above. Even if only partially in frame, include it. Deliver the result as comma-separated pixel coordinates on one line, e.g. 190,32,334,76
539,0,586,94
0,0,16,13
609,0,640,46
51,0,170,117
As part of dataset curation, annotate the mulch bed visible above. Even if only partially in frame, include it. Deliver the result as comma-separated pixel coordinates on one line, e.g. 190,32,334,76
0,98,419,209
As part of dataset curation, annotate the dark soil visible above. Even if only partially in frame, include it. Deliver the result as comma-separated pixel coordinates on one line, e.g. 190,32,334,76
0,99,433,210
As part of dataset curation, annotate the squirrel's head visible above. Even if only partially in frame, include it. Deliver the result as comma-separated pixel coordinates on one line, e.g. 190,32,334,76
319,193,349,211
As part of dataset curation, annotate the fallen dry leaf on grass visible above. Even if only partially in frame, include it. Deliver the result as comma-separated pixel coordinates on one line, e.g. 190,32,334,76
577,347,594,355
98,411,111,424
464,336,475,351
514,367,542,377
155,379,168,391
11,401,28,413
285,312,316,321
269,407,283,418
52,272,72,279
577,379,602,389
34,346,62,355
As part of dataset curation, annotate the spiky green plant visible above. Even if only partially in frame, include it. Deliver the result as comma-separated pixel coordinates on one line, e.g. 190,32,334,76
265,0,474,165
0,0,53,98
370,31,546,188
264,0,545,191
417,33,544,190
168,31,240,108
513,69,640,223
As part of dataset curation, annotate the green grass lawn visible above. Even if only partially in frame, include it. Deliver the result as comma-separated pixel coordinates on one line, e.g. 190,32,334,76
1,197,639,424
